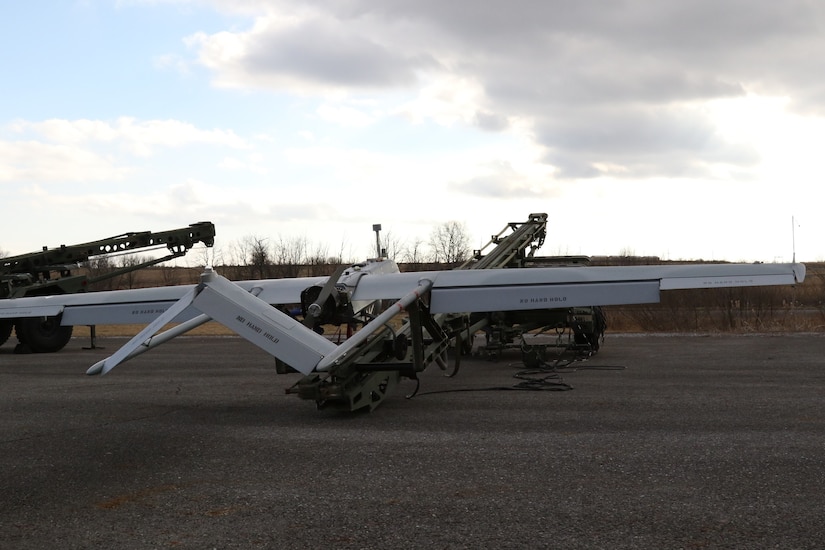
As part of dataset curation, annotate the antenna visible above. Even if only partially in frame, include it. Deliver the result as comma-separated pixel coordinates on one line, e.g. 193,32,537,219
372,224,382,259
791,216,796,263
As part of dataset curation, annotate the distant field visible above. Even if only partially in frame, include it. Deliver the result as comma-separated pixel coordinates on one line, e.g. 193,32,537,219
72,322,235,338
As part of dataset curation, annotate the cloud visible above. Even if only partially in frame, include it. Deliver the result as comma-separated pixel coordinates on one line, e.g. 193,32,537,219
0,140,130,183
315,103,376,127
17,179,234,221
536,104,762,179
449,160,559,198
153,53,192,75
396,75,491,128
217,155,268,174
188,10,434,93
189,0,825,180
12,117,248,157
0,117,255,186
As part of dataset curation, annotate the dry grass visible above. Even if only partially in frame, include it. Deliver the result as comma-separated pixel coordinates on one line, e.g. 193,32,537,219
72,322,235,338
71,320,380,338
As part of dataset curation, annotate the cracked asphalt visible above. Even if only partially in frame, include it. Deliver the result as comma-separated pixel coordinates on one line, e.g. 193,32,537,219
2,333,825,549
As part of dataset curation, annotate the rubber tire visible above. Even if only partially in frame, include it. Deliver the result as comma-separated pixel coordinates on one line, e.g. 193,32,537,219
15,316,74,353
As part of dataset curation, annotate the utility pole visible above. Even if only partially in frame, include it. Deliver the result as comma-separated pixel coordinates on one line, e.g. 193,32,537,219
372,224,382,259
791,216,796,263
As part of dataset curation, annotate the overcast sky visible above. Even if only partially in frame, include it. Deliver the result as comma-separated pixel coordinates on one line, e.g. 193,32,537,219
3,0,824,264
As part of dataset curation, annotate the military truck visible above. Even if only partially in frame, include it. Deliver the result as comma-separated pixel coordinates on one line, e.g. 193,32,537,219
0,222,215,353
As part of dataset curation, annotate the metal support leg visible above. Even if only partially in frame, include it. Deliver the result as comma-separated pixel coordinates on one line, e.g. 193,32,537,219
83,325,103,350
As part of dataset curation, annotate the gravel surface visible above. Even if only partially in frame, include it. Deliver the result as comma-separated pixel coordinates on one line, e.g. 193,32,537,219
2,333,825,549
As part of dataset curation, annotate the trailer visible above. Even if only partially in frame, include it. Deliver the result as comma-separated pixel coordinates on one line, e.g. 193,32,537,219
0,222,215,353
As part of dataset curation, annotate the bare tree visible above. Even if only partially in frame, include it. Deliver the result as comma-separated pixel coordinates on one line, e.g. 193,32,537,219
334,234,366,265
84,256,116,290
158,263,180,286
226,235,272,280
306,241,334,276
191,243,215,268
381,230,405,262
247,236,271,279
222,239,249,279
272,235,307,278
333,238,351,266
429,220,471,265
117,254,146,289
401,237,429,270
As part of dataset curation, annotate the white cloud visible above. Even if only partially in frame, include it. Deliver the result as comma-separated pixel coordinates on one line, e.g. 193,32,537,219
397,75,490,128
0,140,130,183
217,155,268,174
283,145,392,182
0,117,248,182
0,117,257,193
182,0,825,181
17,178,231,220
10,118,119,144
7,117,249,159
153,53,192,75
315,103,376,127
187,8,434,94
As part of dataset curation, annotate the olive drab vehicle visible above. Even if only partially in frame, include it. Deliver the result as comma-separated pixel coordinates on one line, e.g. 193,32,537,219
0,222,215,353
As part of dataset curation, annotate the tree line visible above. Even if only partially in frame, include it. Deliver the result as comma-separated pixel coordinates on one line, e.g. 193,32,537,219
77,220,473,289
199,220,474,280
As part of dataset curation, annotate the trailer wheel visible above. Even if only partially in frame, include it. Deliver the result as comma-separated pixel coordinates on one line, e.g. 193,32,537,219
14,316,73,353
0,320,12,347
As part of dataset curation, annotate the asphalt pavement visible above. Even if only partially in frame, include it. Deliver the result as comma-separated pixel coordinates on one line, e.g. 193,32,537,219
1,333,824,549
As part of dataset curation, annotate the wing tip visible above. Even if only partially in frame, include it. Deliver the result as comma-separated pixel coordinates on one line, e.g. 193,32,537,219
793,262,806,283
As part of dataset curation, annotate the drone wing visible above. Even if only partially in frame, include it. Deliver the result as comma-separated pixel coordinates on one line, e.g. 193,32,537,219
0,261,804,377
350,262,806,313
0,275,329,326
